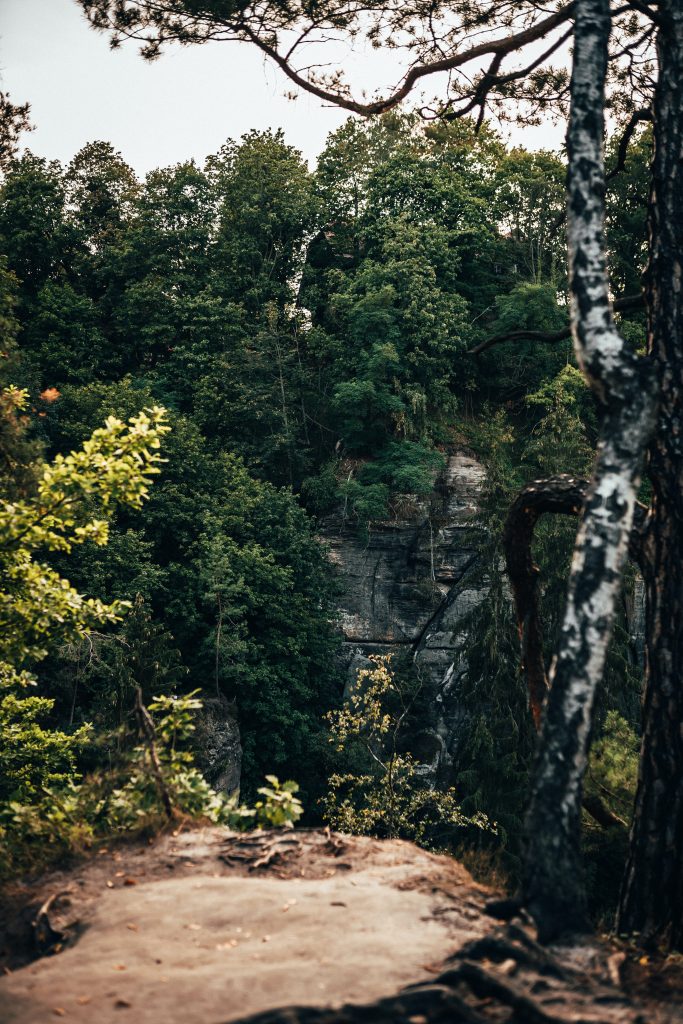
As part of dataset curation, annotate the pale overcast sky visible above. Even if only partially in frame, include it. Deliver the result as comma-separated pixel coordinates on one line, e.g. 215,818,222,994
0,0,565,174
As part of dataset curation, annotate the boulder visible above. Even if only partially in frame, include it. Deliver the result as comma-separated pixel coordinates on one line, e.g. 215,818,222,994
192,695,242,796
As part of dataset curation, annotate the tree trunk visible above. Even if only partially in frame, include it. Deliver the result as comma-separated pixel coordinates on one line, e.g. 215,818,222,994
521,0,656,941
617,0,683,950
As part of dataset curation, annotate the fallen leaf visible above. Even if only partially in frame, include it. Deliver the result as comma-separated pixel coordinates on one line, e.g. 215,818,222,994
123,878,137,887
126,924,138,932
76,997,91,1006
53,1010,66,1018
115,871,124,878
114,999,131,1009
639,956,650,965
112,964,127,971
330,901,346,907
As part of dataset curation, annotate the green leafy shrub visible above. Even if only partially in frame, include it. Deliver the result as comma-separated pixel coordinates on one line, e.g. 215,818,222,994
321,655,491,848
254,776,304,828
0,688,303,878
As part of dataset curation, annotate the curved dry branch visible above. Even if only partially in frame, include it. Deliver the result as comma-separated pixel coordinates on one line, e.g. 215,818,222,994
503,475,588,729
606,106,653,180
504,475,649,730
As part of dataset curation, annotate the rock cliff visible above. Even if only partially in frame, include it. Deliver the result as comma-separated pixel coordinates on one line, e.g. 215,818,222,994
320,450,487,783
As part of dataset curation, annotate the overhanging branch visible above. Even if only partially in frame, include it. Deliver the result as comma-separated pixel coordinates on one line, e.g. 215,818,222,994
606,106,653,181
247,6,575,115
468,292,645,356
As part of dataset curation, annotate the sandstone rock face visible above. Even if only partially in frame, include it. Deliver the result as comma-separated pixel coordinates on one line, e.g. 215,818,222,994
192,696,242,796
321,451,487,783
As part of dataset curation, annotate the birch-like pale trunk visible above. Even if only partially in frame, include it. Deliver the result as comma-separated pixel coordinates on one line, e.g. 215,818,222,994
521,0,656,939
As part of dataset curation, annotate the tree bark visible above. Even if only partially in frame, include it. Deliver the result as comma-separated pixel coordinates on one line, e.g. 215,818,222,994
521,0,656,941
617,0,683,951
504,474,643,831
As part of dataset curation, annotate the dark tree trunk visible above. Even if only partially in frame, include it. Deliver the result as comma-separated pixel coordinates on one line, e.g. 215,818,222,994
617,0,683,950
520,0,656,941
504,475,588,728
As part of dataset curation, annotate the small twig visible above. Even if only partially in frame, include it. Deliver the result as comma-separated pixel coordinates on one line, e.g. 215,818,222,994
134,686,173,818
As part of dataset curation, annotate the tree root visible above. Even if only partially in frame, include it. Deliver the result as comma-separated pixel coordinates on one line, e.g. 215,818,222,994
229,921,644,1024
32,889,71,954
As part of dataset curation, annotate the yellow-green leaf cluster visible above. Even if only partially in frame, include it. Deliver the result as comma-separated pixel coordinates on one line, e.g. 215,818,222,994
0,405,169,669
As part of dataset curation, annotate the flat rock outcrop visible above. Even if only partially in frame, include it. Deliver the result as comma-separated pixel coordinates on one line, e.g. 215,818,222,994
0,828,677,1024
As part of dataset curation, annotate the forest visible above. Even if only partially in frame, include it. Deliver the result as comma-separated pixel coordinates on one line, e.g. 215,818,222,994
0,111,649,902
1,0,683,1019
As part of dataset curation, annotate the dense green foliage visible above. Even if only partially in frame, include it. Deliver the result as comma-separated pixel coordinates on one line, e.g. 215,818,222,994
0,112,650,900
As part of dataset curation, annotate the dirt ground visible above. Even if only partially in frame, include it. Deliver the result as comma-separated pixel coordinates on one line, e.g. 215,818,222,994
1,827,682,1024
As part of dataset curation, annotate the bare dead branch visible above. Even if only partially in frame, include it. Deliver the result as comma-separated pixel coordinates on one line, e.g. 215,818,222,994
606,106,653,180
134,685,173,818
